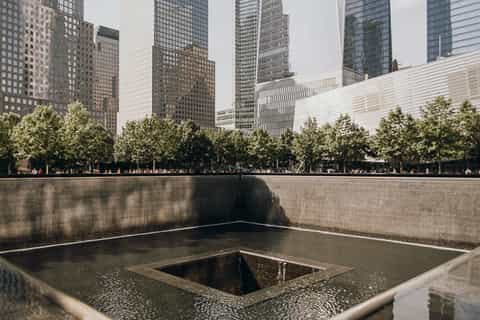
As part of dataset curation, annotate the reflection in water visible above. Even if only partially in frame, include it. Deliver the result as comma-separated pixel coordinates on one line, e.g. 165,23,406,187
3,224,463,319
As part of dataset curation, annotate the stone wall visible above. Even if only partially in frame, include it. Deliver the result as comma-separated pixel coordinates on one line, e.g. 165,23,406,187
1,175,479,250
241,176,480,247
0,176,240,249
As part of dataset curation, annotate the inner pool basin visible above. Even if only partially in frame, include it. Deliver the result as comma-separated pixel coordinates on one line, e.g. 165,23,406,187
1,222,475,320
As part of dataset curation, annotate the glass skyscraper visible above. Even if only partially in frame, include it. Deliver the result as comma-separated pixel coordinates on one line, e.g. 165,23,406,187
342,0,392,84
427,0,480,62
119,0,215,130
234,0,260,130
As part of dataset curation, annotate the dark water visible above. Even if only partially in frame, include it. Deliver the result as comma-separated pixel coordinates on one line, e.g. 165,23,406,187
2,223,461,320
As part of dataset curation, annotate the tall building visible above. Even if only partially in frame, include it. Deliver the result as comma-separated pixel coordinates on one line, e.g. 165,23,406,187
119,0,215,131
341,0,392,85
427,0,480,62
234,0,261,130
257,0,291,84
93,26,119,136
0,0,96,120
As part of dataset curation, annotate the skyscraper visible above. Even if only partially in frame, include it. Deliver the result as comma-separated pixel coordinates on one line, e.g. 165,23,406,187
119,0,215,131
341,0,392,85
0,0,96,120
427,0,480,62
94,26,119,136
234,0,290,130
234,0,260,130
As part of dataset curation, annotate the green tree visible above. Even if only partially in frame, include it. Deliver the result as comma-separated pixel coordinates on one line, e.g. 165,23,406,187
247,129,276,170
13,105,63,174
0,113,20,174
208,129,237,170
230,130,249,169
84,121,114,171
115,120,146,168
374,107,419,172
327,114,370,173
456,100,480,164
177,121,215,172
293,118,326,173
417,97,461,174
276,129,296,170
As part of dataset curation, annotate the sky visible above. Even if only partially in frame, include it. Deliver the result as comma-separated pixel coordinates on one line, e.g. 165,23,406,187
85,0,426,112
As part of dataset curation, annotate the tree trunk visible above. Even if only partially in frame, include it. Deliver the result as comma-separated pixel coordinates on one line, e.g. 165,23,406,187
438,161,442,175
46,163,49,175
7,160,11,176
343,160,347,174
153,159,156,171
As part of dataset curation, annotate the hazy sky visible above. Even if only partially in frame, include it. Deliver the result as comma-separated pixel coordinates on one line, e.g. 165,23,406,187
85,0,426,111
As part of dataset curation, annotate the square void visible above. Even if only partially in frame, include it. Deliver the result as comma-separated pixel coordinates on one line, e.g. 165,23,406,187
128,248,353,307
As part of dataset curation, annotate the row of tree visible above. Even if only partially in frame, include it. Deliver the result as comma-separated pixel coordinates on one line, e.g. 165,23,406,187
0,97,479,175
0,103,113,174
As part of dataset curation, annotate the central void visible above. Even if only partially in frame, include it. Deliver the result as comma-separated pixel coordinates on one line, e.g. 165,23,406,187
159,251,320,296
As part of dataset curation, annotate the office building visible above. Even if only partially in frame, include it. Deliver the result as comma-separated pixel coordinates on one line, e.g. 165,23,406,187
256,73,342,137
427,0,480,62
342,0,393,85
216,108,235,130
0,0,96,120
93,26,119,135
294,51,480,133
119,0,215,131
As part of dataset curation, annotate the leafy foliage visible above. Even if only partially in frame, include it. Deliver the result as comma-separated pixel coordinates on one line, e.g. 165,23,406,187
417,97,462,173
292,118,326,173
374,107,419,171
13,105,63,173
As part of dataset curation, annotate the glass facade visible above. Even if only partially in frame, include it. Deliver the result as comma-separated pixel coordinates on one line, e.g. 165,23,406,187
257,0,291,84
94,26,120,136
342,0,392,84
428,0,480,62
234,0,260,130
153,0,215,128
0,0,96,120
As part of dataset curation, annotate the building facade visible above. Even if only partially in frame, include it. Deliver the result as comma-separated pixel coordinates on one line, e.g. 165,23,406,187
294,51,480,133
0,0,96,120
256,73,342,137
216,108,235,130
234,0,261,130
119,0,215,131
427,0,480,62
342,0,392,85
93,26,119,135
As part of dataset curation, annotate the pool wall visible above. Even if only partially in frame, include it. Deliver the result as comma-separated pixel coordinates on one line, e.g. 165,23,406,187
1,175,479,250
242,176,480,247
0,176,240,249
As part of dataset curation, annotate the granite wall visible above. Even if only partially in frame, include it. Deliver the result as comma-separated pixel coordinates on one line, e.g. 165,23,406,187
241,176,480,247
0,176,240,249
1,175,479,250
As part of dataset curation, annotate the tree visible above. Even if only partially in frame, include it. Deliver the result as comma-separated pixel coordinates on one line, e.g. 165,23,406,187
13,105,63,174
247,129,276,170
0,113,20,174
115,120,145,168
374,107,419,172
276,129,296,170
84,121,114,171
293,118,326,173
177,121,215,172
417,97,462,174
230,130,249,169
456,100,480,164
327,114,370,173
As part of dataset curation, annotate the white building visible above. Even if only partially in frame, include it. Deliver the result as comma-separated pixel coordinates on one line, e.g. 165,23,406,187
294,51,480,133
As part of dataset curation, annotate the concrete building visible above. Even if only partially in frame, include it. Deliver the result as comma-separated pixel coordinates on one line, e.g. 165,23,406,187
427,0,480,62
294,51,480,133
256,73,342,137
93,26,119,136
119,0,215,131
0,0,96,120
216,108,235,130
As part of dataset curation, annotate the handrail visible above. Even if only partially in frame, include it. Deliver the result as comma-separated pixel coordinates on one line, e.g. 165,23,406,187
0,257,111,320
330,247,478,320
